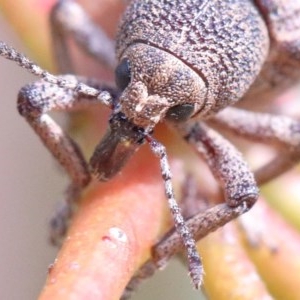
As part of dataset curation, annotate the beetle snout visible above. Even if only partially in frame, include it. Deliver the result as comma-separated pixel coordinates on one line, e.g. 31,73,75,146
119,81,170,129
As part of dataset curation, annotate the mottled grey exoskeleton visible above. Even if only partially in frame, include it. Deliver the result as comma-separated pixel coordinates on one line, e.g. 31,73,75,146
1,0,300,298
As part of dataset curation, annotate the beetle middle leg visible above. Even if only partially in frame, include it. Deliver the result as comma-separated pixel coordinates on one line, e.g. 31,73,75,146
210,107,300,185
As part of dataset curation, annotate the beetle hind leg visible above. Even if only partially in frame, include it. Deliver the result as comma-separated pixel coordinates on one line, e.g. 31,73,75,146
50,0,116,73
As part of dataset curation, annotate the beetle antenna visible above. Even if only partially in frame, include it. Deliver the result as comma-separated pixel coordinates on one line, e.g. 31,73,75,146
146,135,203,288
0,41,113,107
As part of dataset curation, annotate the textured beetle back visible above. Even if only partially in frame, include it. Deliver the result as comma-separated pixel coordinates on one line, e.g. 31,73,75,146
116,0,270,115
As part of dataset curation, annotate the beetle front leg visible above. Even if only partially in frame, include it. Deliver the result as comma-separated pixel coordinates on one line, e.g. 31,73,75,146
150,122,258,287
153,121,258,273
122,122,258,299
170,121,259,242
18,81,87,244
17,76,114,244
210,107,300,185
0,41,119,244
50,0,116,73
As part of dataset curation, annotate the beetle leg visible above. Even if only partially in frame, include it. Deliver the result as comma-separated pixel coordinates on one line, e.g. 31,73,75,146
0,42,117,244
18,77,116,245
255,0,300,62
178,121,259,210
122,123,259,299
151,121,258,269
50,0,116,73
209,107,300,185
153,121,259,271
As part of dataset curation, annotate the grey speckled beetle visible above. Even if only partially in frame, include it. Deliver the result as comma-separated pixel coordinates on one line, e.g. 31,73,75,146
1,0,300,298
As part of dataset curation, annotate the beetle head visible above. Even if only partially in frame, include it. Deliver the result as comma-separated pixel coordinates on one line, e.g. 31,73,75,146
115,43,209,130
91,43,210,180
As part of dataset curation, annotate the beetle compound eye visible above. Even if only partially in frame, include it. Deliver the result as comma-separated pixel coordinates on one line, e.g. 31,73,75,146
115,58,131,91
165,103,195,122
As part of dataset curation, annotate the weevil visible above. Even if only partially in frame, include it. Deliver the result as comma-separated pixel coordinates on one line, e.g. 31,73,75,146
1,0,300,298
